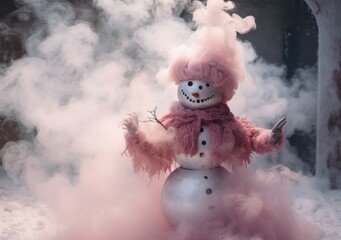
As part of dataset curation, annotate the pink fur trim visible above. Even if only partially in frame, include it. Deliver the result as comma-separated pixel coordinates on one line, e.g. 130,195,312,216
124,130,173,177
236,117,284,154
124,104,284,175
161,102,271,168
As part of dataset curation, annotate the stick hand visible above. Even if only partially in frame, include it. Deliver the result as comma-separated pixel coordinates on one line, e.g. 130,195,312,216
269,117,287,144
122,113,139,134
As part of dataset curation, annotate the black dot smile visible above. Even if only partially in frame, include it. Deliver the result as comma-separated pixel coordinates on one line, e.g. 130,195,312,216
181,90,215,104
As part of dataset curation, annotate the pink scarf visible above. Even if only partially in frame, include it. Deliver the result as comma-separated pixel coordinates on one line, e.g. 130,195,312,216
161,102,252,165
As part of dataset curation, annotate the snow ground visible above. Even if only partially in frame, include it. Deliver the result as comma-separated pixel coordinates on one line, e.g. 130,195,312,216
292,178,341,240
1,167,341,240
0,168,58,240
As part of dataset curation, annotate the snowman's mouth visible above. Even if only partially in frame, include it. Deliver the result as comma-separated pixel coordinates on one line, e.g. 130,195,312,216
181,90,215,104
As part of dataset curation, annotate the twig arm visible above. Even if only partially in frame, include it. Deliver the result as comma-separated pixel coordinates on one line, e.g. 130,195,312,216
141,106,167,130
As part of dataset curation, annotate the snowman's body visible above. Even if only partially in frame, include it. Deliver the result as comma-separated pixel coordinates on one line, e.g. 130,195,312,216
162,124,230,227
161,80,232,227
162,165,229,227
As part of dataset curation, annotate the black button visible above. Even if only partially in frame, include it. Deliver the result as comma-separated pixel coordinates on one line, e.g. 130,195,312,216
202,140,207,145
206,188,212,195
200,128,204,132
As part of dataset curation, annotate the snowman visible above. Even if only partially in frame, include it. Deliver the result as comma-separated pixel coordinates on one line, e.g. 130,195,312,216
123,0,286,231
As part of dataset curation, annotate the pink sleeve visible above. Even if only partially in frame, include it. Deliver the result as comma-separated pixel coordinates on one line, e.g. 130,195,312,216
237,117,284,154
124,130,174,177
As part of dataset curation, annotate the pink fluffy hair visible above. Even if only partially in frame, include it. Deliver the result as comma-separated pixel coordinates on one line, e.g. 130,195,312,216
168,0,256,102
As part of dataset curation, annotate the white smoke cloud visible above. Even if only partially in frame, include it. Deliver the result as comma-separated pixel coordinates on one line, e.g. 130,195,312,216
0,0,318,239
230,41,317,172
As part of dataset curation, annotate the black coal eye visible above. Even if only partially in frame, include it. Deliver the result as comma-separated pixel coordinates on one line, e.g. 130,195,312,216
188,81,193,87
206,83,210,87
199,85,203,90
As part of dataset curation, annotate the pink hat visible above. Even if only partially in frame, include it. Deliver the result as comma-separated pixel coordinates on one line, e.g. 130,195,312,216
168,0,256,102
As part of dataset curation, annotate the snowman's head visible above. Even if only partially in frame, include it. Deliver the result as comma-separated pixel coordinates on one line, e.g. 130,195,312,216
177,80,222,109
168,44,245,105
167,0,256,110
